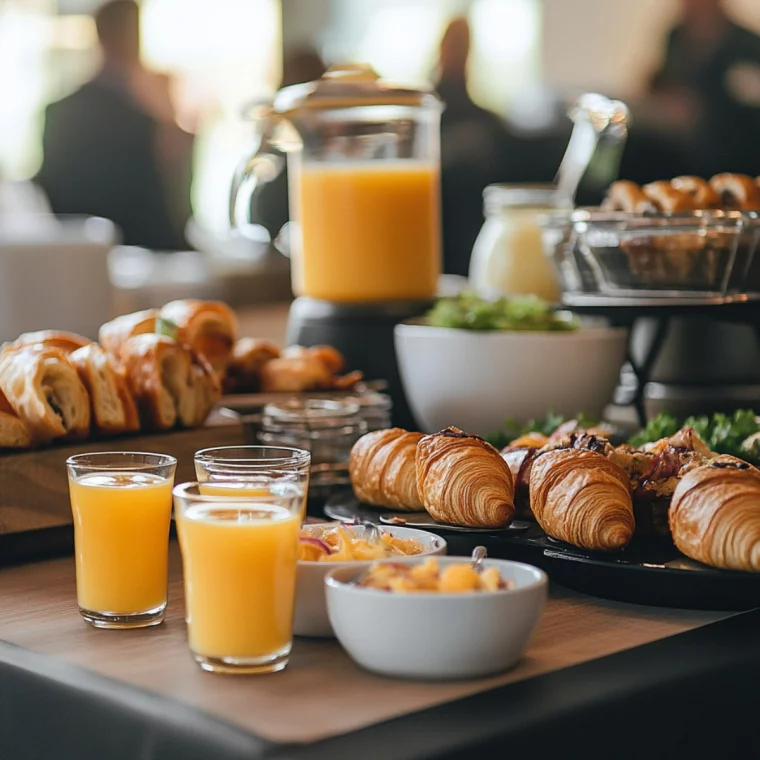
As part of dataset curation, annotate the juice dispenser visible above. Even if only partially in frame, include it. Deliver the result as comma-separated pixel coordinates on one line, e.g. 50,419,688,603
230,64,443,427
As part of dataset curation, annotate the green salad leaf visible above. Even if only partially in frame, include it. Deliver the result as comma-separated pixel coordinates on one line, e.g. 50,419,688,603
627,409,760,462
426,294,578,332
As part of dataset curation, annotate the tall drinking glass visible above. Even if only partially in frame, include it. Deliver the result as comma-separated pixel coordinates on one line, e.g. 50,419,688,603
194,446,311,519
173,481,302,674
66,452,177,629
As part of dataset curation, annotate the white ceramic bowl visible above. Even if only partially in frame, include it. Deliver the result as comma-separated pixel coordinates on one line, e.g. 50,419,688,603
294,524,446,638
395,322,628,436
325,557,547,680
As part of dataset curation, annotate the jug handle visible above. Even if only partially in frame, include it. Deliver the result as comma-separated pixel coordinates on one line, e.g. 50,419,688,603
229,112,286,232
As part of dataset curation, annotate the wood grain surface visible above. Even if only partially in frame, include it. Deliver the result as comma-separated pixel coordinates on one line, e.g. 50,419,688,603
0,543,732,745
0,415,246,536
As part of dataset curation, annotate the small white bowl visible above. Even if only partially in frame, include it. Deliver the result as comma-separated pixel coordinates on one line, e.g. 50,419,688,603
325,557,547,680
395,321,628,436
294,524,446,638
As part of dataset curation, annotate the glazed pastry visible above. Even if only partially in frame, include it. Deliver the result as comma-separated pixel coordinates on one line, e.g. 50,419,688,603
159,300,238,378
259,354,334,393
671,176,721,209
0,345,90,443
224,338,280,393
282,344,345,375
530,448,634,552
709,173,760,210
3,330,92,355
121,334,220,430
416,427,515,528
70,344,140,435
99,309,158,363
642,181,696,213
349,428,425,510
670,457,760,572
0,389,32,449
602,181,657,214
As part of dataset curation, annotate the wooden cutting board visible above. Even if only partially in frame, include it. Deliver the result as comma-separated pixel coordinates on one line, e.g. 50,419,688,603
0,412,247,538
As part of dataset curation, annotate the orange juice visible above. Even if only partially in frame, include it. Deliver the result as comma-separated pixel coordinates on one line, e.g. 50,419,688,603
176,504,299,659
197,480,307,521
291,161,441,301
69,472,173,614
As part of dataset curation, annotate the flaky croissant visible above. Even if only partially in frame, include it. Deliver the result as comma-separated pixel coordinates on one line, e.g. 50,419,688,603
0,389,32,449
349,428,424,511
670,457,760,572
416,427,515,528
121,334,220,431
530,448,634,552
0,345,90,443
99,309,158,363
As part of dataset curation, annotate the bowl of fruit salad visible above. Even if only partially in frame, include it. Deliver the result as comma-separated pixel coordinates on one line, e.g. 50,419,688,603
325,555,547,679
295,523,446,638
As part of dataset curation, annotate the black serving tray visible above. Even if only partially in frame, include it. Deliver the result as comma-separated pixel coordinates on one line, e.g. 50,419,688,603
324,489,760,611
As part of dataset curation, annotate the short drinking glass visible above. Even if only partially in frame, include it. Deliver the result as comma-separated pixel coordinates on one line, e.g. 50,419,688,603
173,481,302,674
66,452,177,629
194,445,311,518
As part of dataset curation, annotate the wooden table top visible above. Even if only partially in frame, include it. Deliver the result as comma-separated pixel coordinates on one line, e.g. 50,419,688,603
0,542,731,745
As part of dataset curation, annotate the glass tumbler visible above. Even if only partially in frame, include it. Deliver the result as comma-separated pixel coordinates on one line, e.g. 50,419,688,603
194,445,311,519
173,481,302,674
66,452,177,629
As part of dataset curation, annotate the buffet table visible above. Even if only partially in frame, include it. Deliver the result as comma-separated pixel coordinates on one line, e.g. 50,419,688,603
2,541,759,760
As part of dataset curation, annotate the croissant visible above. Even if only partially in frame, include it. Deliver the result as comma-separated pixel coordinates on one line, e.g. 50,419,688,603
530,448,634,552
601,180,657,214
223,338,280,393
670,176,721,209
349,428,424,511
3,330,92,355
416,427,515,528
159,299,238,378
121,334,220,431
0,345,90,443
70,343,140,435
99,309,158,363
259,355,334,393
642,180,696,213
710,173,760,210
670,457,760,572
0,389,32,449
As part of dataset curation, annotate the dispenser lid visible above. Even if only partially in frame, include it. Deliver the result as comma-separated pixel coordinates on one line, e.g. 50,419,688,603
272,63,442,114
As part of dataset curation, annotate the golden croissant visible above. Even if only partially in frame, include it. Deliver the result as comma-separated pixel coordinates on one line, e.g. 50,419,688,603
670,457,760,572
416,427,515,528
349,428,424,511
530,448,634,552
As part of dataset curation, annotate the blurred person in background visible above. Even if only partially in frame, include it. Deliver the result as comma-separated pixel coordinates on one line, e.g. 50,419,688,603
647,0,760,176
36,0,193,250
434,16,514,276
248,47,327,241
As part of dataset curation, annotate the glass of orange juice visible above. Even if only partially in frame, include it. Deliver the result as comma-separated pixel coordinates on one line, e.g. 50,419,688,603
194,446,310,520
173,481,302,674
66,452,177,629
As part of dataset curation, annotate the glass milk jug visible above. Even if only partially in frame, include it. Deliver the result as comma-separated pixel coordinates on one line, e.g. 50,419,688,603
230,64,443,303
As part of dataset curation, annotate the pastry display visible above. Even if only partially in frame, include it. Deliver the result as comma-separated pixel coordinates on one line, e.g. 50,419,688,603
159,299,238,380
349,428,424,511
229,343,363,394
0,345,91,443
121,334,219,431
416,427,515,529
530,448,635,552
670,457,760,572
0,298,363,451
70,343,140,435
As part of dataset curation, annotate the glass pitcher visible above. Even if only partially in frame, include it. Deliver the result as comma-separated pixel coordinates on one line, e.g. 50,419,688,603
230,64,443,303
